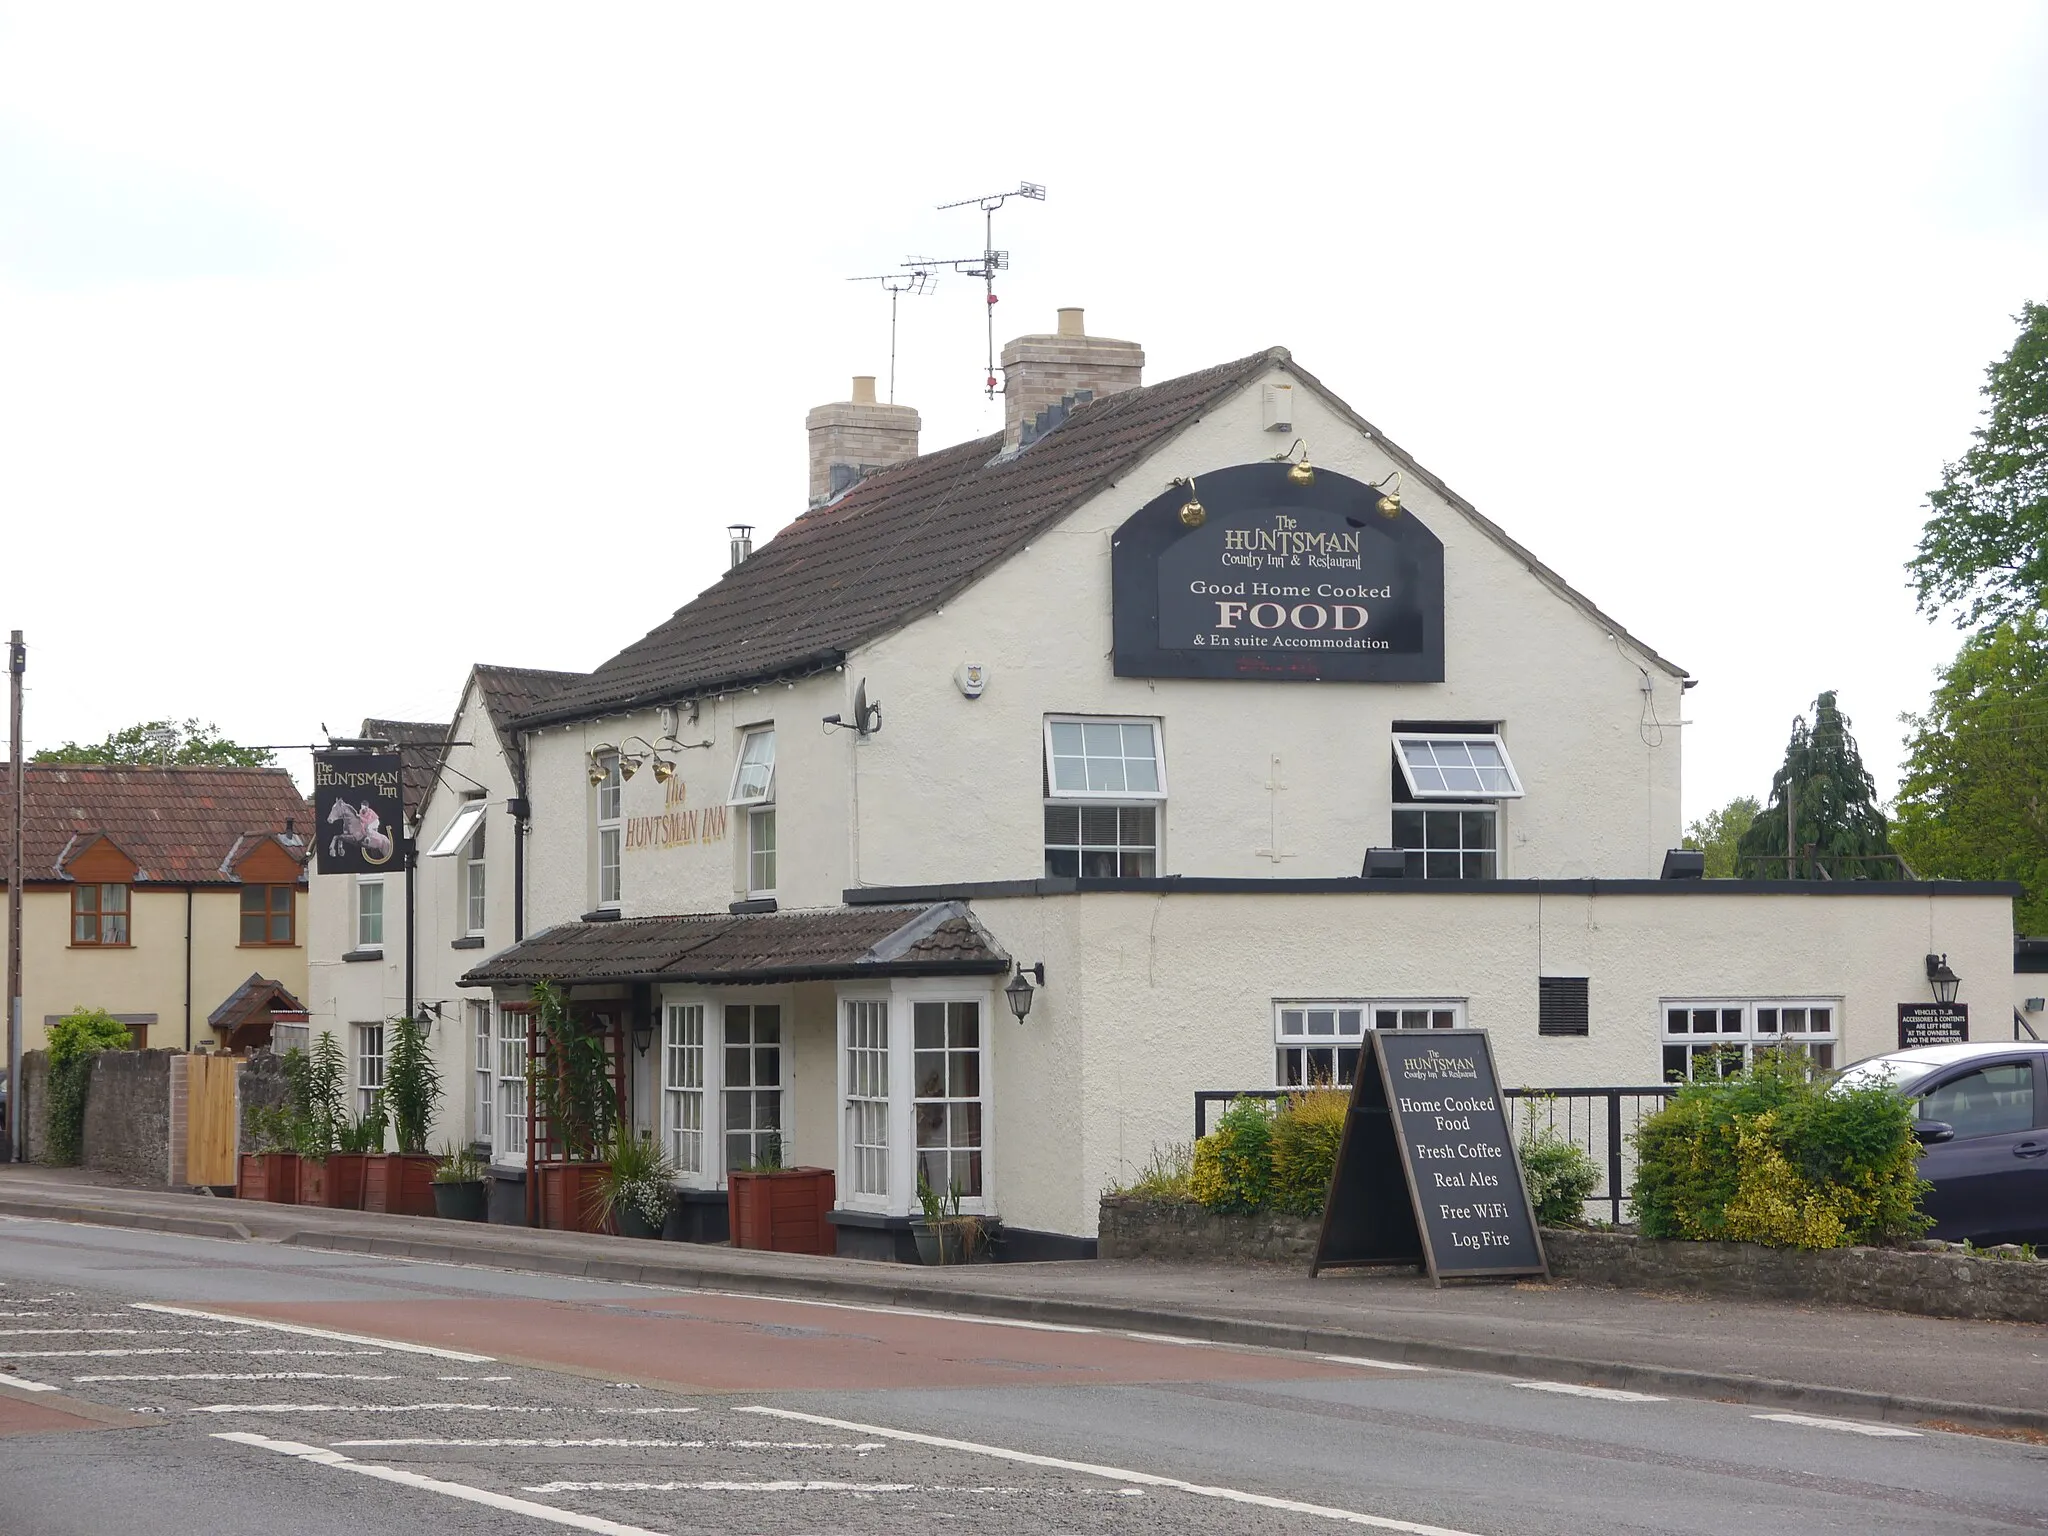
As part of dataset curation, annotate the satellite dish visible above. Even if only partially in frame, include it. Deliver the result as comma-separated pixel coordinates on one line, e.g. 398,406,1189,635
853,678,881,737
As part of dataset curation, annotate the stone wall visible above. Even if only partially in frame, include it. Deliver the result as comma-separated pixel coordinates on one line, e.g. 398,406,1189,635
18,1050,48,1163
1098,1197,2048,1324
80,1049,174,1186
236,1052,292,1154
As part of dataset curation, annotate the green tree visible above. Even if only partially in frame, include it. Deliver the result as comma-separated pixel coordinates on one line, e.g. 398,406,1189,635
34,718,273,767
1893,615,2048,932
1734,692,1897,878
1684,795,1761,878
1909,300,2048,630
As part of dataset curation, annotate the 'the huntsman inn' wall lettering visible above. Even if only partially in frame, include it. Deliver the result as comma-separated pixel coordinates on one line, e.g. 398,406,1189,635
1111,463,1445,681
624,776,729,853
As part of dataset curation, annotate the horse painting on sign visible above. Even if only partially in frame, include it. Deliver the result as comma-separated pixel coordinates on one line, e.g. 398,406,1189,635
326,799,395,866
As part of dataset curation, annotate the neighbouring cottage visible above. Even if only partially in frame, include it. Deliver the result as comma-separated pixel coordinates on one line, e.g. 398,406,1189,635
313,309,2017,1256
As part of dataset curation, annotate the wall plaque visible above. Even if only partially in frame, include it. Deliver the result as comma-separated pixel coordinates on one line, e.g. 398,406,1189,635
1312,1029,1548,1284
1897,1003,1968,1050
1112,463,1445,682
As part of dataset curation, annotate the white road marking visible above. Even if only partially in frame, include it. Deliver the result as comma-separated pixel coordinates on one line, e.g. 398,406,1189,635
0,1348,192,1358
528,1480,916,1494
687,1288,1100,1335
75,1372,398,1383
1753,1412,1922,1438
738,1406,1488,1534
336,1438,709,1449
0,1328,250,1337
132,1303,493,1363
213,1432,669,1536
1514,1382,1666,1402
1320,1355,1429,1372
244,1348,385,1357
0,1374,61,1393
193,1402,556,1414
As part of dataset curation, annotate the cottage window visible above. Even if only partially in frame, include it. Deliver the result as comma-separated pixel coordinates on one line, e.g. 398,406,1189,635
1391,806,1497,880
723,1003,783,1172
470,1000,493,1151
1043,717,1163,877
355,1022,385,1119
595,754,622,909
728,728,777,898
844,998,889,1200
1392,734,1523,799
464,818,487,937
748,806,777,898
1660,999,1838,1081
1275,999,1466,1087
240,884,295,946
71,883,130,946
355,878,384,950
663,1002,706,1178
497,1007,529,1157
425,799,487,857
913,999,983,1199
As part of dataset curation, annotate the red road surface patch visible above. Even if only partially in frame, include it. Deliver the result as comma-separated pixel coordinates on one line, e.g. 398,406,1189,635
0,1393,117,1437
205,1292,1381,1392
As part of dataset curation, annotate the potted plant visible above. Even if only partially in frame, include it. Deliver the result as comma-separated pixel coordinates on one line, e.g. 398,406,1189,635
364,1015,443,1217
238,1085,302,1204
528,980,617,1232
295,1031,351,1207
320,1103,386,1211
727,1131,836,1255
589,1124,677,1239
431,1142,489,1222
913,1172,989,1266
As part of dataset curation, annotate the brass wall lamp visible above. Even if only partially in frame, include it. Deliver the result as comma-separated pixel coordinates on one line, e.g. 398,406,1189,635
585,745,617,786
1373,470,1404,517
1174,476,1206,527
618,735,677,784
1271,439,1315,486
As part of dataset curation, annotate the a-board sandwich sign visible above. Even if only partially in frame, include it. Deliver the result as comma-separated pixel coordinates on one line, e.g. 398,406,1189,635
1311,1029,1548,1284
1897,1003,1969,1050
312,750,405,876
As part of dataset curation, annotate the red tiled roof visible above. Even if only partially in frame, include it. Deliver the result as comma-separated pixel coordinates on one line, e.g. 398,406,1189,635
0,764,312,886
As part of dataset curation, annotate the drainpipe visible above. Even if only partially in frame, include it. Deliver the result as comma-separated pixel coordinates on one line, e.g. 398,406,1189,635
404,836,417,1021
184,887,193,1051
511,734,529,942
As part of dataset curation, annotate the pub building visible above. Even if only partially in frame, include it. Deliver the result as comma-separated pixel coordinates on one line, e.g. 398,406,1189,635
313,309,2015,1257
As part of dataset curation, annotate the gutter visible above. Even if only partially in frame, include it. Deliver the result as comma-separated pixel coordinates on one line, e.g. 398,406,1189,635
458,958,1011,990
843,875,2027,904
508,650,847,734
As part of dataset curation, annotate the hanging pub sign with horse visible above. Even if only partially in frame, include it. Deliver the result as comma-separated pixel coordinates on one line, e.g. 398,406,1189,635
312,750,404,875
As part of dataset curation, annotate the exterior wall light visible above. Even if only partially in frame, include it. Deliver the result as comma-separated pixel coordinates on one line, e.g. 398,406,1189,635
631,1014,656,1056
1925,953,1961,1005
1176,476,1206,527
1271,438,1315,486
586,747,617,787
1005,962,1046,1022
1374,470,1404,518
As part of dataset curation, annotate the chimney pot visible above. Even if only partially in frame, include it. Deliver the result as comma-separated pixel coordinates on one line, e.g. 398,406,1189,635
851,375,877,404
1056,307,1085,338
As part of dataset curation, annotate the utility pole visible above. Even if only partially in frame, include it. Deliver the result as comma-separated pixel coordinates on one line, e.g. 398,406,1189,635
7,631,24,1163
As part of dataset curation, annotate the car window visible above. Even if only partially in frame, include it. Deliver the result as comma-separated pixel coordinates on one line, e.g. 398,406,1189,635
1916,1063,2036,1138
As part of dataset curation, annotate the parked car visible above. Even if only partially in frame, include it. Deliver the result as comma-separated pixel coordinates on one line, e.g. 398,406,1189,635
1835,1042,2048,1245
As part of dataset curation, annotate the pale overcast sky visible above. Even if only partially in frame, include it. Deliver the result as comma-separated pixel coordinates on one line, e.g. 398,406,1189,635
3,4,2044,823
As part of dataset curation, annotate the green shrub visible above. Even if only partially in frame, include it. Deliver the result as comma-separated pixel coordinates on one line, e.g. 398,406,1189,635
382,1015,442,1154
1632,1053,1930,1248
1106,1141,1195,1202
1269,1090,1349,1216
1518,1131,1600,1226
1189,1097,1275,1212
43,1008,134,1164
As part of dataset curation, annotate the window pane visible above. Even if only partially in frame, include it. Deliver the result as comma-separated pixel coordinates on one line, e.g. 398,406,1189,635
1044,804,1079,843
1391,808,1425,846
242,912,265,944
241,887,264,914
1425,851,1460,879
914,1003,944,1050
104,884,128,912
1461,811,1493,848
1667,1009,1688,1035
1337,1010,1363,1036
1045,849,1079,877
1049,722,1083,756
1306,1010,1334,1036
1080,805,1120,845
1080,722,1124,757
270,913,292,944
1919,1064,2035,1138
1085,755,1128,793
1280,1009,1304,1038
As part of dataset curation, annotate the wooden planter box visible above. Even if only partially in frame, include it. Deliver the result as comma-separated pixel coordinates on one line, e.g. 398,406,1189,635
301,1153,369,1210
535,1160,613,1233
237,1152,300,1204
728,1167,835,1254
363,1153,439,1217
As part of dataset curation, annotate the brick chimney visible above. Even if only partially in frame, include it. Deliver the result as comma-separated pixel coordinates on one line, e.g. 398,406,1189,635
1000,308,1144,452
806,376,920,506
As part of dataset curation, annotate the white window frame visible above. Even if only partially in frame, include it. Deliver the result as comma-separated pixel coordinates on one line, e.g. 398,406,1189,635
463,822,487,937
839,992,891,1211
595,753,622,909
1274,998,1467,1088
727,727,777,807
910,994,989,1211
355,1022,385,1119
469,998,492,1151
1042,716,1167,800
424,799,488,859
496,1006,530,1162
662,999,708,1184
1659,998,1841,1082
1393,733,1524,800
1390,803,1500,881
747,805,777,899
721,998,787,1177
839,980,995,1219
355,877,384,951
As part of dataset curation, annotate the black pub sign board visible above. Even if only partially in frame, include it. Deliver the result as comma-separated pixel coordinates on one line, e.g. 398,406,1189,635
1898,1003,1969,1050
1311,1029,1548,1284
1111,463,1445,682
312,750,404,876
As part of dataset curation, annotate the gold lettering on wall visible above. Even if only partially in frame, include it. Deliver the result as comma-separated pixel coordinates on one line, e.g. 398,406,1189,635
623,779,729,852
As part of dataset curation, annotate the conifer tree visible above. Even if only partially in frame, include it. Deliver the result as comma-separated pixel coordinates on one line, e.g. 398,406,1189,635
1734,692,1897,878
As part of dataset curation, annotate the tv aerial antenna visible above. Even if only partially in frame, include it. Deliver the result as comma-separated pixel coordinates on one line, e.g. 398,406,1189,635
910,180,1046,399
844,265,937,404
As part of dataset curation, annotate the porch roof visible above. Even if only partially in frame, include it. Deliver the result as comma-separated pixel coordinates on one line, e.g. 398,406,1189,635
459,900,1010,988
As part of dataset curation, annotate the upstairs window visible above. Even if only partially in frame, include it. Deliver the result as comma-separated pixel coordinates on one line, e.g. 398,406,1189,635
355,878,384,950
1393,734,1523,799
464,818,487,937
1391,730,1519,880
729,728,777,899
1044,717,1164,878
240,885,295,946
72,883,130,946
596,753,622,908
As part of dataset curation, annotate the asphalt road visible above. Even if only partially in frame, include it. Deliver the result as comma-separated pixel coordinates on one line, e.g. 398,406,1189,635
0,1215,2042,1535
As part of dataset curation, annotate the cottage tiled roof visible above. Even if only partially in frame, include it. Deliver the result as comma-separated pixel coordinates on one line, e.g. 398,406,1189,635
518,351,1285,726
459,901,1009,987
360,718,449,816
207,973,306,1031
472,666,584,744
0,764,312,886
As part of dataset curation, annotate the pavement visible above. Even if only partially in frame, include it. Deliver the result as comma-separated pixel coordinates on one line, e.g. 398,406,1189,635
2,1164,2043,1437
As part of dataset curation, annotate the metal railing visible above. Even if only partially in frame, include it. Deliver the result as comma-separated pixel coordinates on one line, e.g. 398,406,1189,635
1195,1084,1676,1226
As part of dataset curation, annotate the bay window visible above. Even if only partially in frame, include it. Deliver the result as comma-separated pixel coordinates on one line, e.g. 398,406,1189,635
913,999,983,1199
844,998,890,1202
469,999,493,1151
497,1007,529,1157
722,1002,783,1170
663,1002,707,1178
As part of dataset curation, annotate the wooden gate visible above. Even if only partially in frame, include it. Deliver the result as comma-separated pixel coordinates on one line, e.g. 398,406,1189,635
185,1053,241,1188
